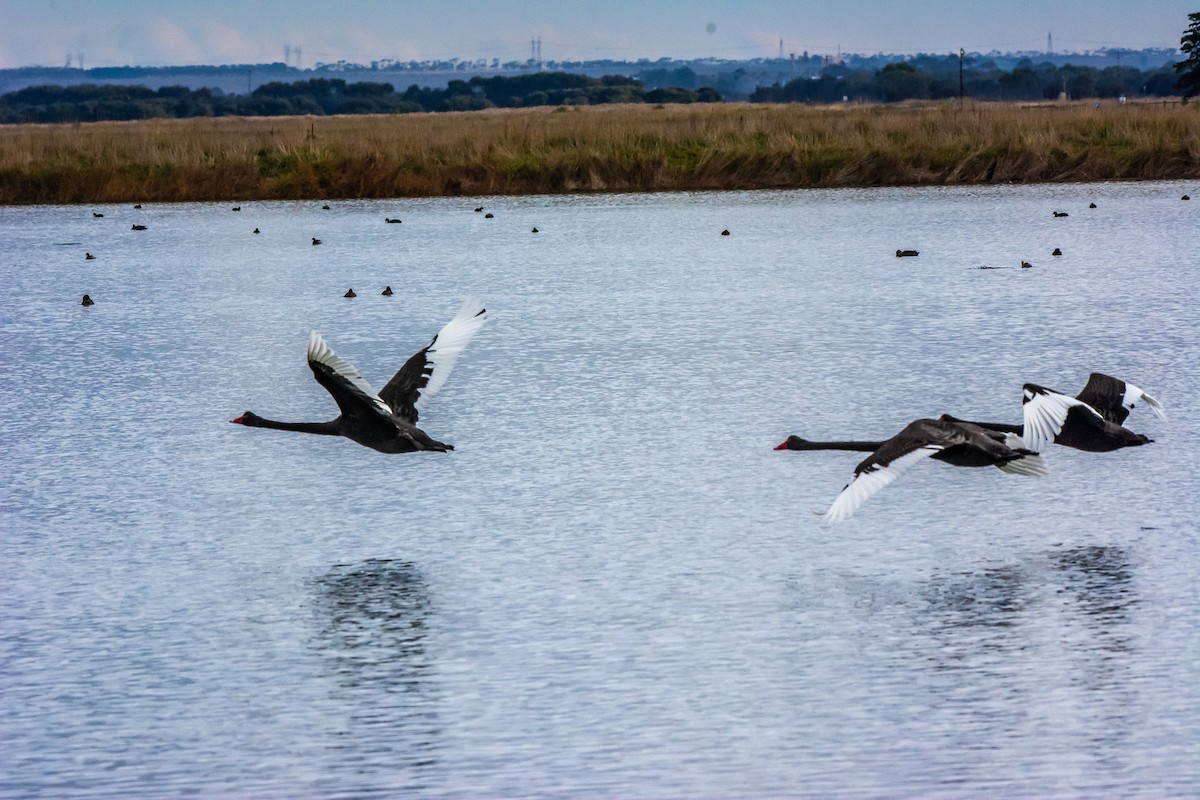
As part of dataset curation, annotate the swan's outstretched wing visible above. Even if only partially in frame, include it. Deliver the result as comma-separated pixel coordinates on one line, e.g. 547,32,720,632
823,444,943,523
307,332,393,422
1022,383,1104,452
379,298,488,424
1076,372,1167,425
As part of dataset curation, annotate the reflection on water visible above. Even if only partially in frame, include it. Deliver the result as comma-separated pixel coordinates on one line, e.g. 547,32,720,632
916,544,1132,633
922,545,1136,636
912,545,1140,786
1052,545,1137,621
309,559,439,783
919,545,1137,656
923,563,1030,628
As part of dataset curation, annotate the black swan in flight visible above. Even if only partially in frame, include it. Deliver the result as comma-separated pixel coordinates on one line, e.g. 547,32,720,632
231,298,487,453
940,373,1164,452
788,418,1048,522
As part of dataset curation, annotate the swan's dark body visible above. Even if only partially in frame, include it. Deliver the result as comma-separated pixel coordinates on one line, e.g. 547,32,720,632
789,418,1047,522
937,409,1148,453
939,373,1163,452
232,410,452,454
232,299,487,453
777,419,1038,467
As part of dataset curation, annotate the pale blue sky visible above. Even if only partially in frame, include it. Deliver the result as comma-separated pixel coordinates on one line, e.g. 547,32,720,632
2,0,1192,69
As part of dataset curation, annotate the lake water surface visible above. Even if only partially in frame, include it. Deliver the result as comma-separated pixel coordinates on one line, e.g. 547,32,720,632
1,183,1198,798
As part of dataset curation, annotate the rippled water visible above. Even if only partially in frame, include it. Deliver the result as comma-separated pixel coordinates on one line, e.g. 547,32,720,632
1,183,1198,798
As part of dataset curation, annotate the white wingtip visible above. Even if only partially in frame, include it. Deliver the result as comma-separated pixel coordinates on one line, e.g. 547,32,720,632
995,432,1049,476
413,298,488,411
1143,393,1168,421
1002,431,1028,450
1125,382,1167,421
997,452,1050,477
822,446,939,523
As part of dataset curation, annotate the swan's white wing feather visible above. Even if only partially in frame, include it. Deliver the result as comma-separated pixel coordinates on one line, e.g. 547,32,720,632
308,331,392,419
823,445,942,523
1022,386,1102,452
996,433,1050,477
1002,432,1028,451
1123,381,1167,421
414,298,488,412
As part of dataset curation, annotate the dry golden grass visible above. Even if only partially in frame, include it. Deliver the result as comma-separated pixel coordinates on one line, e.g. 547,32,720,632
1,100,1197,204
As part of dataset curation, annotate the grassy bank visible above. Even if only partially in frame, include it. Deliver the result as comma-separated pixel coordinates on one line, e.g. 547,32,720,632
1,101,1197,204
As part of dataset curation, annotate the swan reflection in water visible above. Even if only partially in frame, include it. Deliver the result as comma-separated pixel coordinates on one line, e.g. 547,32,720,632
310,559,440,775
915,545,1139,763
922,545,1136,637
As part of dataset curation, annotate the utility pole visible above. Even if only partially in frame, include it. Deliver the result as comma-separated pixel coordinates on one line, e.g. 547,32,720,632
959,48,965,110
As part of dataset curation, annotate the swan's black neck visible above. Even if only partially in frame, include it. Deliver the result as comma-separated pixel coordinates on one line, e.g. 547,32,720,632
778,436,882,452
234,413,341,436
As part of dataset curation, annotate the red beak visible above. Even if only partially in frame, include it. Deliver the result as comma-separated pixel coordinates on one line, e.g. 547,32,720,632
774,441,789,450
230,416,245,424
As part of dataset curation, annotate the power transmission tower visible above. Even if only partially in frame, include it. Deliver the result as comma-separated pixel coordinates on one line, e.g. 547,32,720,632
959,48,965,110
1047,32,1053,54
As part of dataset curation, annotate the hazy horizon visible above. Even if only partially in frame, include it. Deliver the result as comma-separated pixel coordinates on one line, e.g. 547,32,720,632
2,0,1192,70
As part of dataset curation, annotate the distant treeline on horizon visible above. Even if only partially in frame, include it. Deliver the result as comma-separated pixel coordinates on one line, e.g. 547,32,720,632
0,60,1186,124
0,73,720,123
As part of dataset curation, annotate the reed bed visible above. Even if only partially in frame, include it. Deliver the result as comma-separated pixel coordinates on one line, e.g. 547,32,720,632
0,101,1197,204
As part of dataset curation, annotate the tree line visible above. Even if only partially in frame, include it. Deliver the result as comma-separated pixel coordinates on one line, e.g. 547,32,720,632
0,56,1193,125
0,73,720,124
751,59,1182,104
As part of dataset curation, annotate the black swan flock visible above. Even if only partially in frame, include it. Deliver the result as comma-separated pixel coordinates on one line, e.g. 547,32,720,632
777,373,1165,522
231,299,487,453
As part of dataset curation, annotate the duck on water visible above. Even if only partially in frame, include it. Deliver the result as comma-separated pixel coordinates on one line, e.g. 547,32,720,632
231,298,487,453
